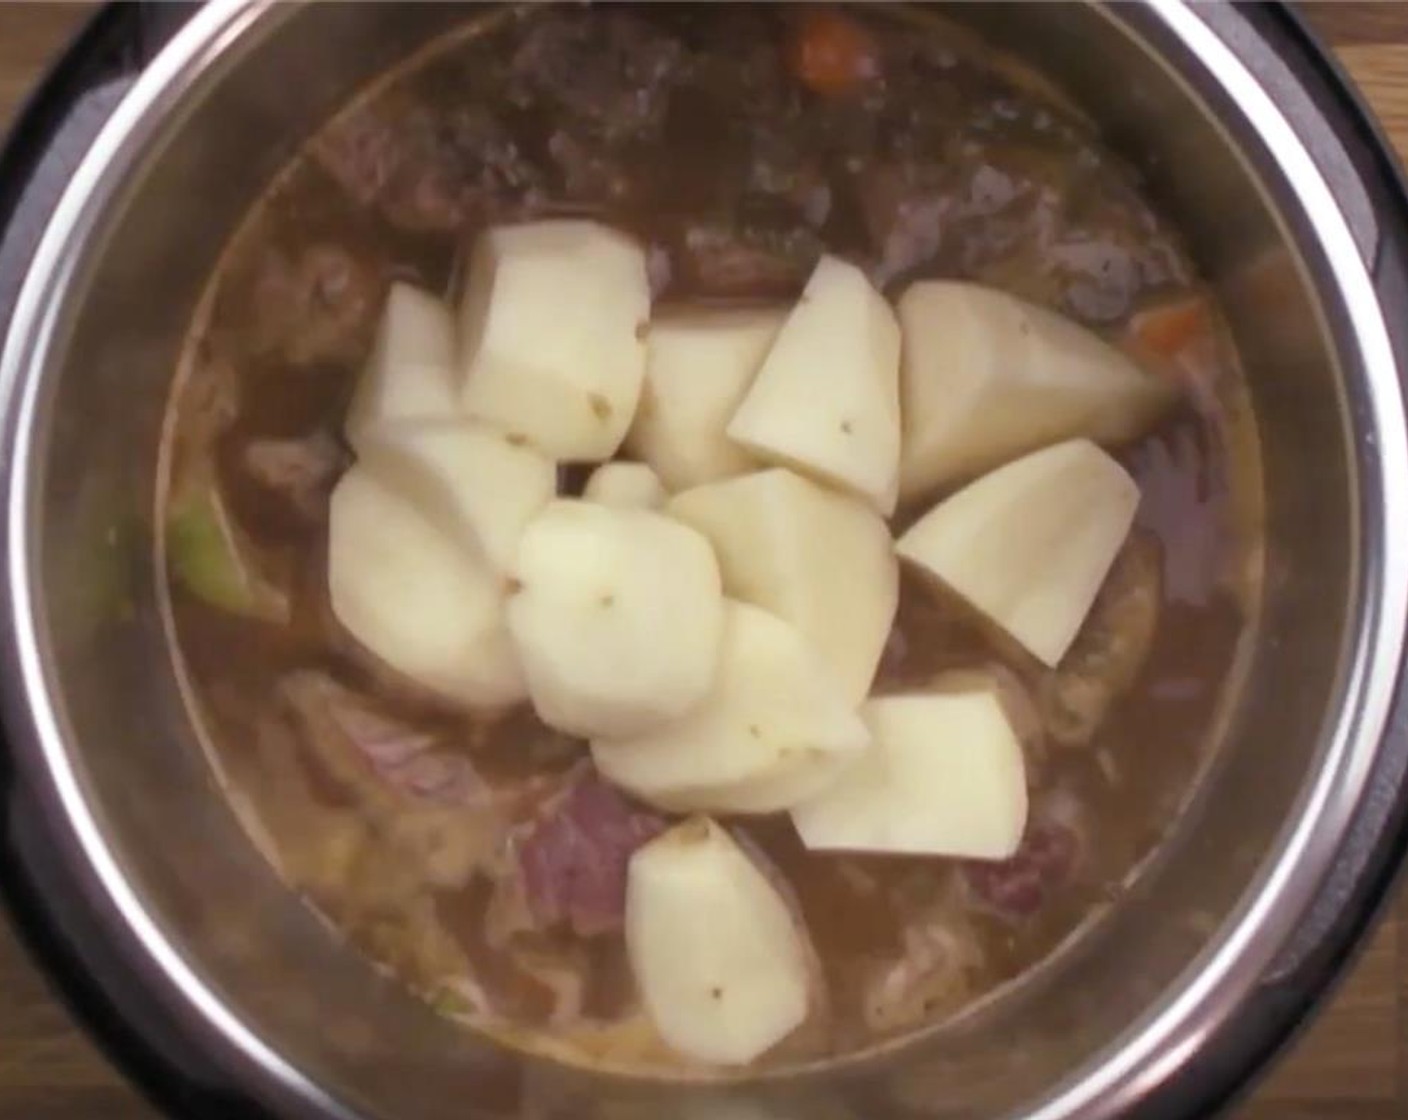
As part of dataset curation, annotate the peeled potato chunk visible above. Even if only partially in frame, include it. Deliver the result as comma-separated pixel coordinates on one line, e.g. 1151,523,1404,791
726,256,900,514
459,221,650,460
626,307,784,491
508,499,724,738
897,439,1139,667
667,469,897,702
345,282,459,452
357,420,555,575
584,461,667,510
328,464,525,709
627,817,813,1065
897,281,1175,501
792,683,1028,859
592,601,870,814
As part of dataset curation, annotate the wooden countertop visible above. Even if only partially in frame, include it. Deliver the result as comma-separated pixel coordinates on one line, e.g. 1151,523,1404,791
0,3,1406,1117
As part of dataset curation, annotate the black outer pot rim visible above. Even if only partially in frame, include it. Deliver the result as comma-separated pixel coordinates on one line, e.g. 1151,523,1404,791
0,4,1406,1119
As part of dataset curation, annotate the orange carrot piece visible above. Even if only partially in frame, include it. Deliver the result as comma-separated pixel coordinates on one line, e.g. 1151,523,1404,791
787,8,881,98
1126,295,1214,363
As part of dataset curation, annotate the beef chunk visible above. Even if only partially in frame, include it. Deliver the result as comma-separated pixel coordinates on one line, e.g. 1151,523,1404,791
240,430,347,521
677,222,821,298
279,673,547,889
510,12,683,144
963,798,1084,921
861,907,982,1035
314,96,540,232
1128,426,1225,608
281,671,483,807
747,129,832,226
853,162,949,287
234,241,385,369
547,129,632,205
510,769,665,938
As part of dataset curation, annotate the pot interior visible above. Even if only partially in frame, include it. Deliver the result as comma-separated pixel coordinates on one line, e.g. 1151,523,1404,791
8,3,1385,1118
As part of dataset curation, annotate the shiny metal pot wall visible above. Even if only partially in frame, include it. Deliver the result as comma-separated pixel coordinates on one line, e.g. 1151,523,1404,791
0,3,1405,1118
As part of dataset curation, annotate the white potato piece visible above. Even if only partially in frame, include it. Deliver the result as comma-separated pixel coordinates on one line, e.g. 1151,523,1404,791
663,749,862,817
345,282,459,452
328,464,525,709
726,256,901,514
626,307,785,491
508,499,724,738
897,281,1176,501
358,420,555,574
667,469,897,702
459,221,650,460
897,439,1139,667
584,461,667,510
592,601,870,814
627,817,813,1065
792,683,1028,859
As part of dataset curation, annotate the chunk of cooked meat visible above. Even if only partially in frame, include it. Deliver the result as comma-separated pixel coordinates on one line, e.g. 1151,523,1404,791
1039,532,1162,747
861,903,982,1035
746,129,832,226
509,11,683,144
240,430,347,521
677,222,821,298
316,101,463,230
281,672,477,805
172,349,241,467
547,129,632,204
1128,426,1225,608
506,768,666,938
231,241,386,369
246,710,368,899
313,96,540,232
352,889,474,994
279,672,543,887
963,793,1085,921
854,161,949,287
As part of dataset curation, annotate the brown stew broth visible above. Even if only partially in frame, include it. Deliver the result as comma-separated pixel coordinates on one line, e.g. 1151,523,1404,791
162,4,1256,1071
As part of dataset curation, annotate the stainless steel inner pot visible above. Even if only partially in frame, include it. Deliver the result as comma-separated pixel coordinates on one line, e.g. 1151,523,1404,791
1,3,1406,1118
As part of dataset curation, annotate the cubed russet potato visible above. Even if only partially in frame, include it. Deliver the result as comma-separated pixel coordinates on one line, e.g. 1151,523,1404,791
897,439,1139,667
670,749,862,817
508,499,724,738
626,307,784,491
667,469,897,702
592,601,870,814
357,419,555,575
459,221,650,460
791,682,1029,859
345,282,459,451
727,256,900,514
627,818,813,1065
584,461,667,509
328,464,525,709
896,281,1175,501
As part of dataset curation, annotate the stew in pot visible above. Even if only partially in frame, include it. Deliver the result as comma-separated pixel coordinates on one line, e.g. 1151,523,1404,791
160,3,1262,1074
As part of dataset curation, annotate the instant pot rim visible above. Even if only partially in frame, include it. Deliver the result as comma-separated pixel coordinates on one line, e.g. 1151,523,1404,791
0,8,349,1120
0,2,1405,1119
